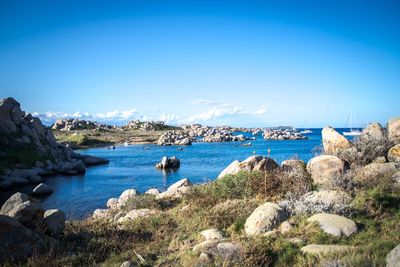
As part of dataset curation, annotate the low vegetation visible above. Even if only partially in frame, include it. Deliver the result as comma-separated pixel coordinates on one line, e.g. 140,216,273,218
18,166,399,267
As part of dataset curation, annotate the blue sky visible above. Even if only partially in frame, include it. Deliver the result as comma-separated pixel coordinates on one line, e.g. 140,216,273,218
0,0,399,127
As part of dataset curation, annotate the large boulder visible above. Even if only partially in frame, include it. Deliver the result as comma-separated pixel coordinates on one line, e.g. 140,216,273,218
306,155,346,189
218,156,279,179
360,122,385,142
386,243,400,267
322,126,351,155
354,162,398,183
43,209,65,238
117,189,138,208
388,144,400,163
0,215,52,262
0,192,29,215
244,202,287,236
388,117,400,144
307,213,358,237
157,178,192,199
281,159,307,174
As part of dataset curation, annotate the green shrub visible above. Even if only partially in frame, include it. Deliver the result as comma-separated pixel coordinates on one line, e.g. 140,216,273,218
66,134,89,146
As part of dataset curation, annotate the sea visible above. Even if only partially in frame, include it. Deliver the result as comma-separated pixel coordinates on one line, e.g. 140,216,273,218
0,128,358,219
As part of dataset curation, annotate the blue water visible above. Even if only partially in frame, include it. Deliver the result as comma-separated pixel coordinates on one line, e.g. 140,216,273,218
1,128,357,219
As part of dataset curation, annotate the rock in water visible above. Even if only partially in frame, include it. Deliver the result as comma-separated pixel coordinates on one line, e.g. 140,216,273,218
306,155,346,189
244,202,287,236
388,117,400,144
307,213,358,237
32,183,53,195
82,156,110,166
155,156,180,169
322,126,351,154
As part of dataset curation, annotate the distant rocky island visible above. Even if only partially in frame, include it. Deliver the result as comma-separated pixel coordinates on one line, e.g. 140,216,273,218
1,97,399,266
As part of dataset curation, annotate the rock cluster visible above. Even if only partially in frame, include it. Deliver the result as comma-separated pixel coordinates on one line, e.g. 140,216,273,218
263,128,307,140
0,192,66,261
155,130,193,145
0,97,109,189
124,120,168,131
51,118,114,131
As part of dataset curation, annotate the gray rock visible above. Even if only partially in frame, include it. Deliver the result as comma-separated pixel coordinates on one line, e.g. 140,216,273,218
32,183,53,195
145,188,160,195
155,156,180,169
307,155,346,189
43,209,65,238
307,213,358,237
120,260,136,267
218,155,279,178
200,229,224,241
0,192,29,215
386,243,400,267
354,162,398,183
157,178,192,199
106,198,119,209
82,156,109,166
215,242,241,260
117,209,157,224
117,188,138,208
360,122,385,142
3,200,44,230
0,215,52,262
245,202,287,236
58,161,86,175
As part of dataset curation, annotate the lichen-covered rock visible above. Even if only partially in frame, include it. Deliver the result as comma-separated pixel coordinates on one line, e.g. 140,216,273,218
218,155,279,179
245,202,287,236
354,162,398,183
306,155,346,189
360,122,385,142
388,117,400,144
388,144,400,163
322,126,351,154
307,213,358,237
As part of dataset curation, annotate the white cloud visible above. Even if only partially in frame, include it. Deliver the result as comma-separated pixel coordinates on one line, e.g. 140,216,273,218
186,99,267,123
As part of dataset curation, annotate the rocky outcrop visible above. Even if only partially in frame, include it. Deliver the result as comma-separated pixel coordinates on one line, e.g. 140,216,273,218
322,126,351,154
52,118,114,131
155,156,180,169
306,155,346,189
244,202,287,236
387,117,400,144
125,120,168,131
353,162,398,183
263,128,307,140
360,122,385,142
281,159,307,174
218,156,279,179
0,97,109,190
155,130,193,145
307,213,358,237
388,144,400,163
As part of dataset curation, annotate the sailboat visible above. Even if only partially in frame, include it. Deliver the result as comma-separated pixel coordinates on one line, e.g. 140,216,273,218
300,117,313,134
343,111,361,136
